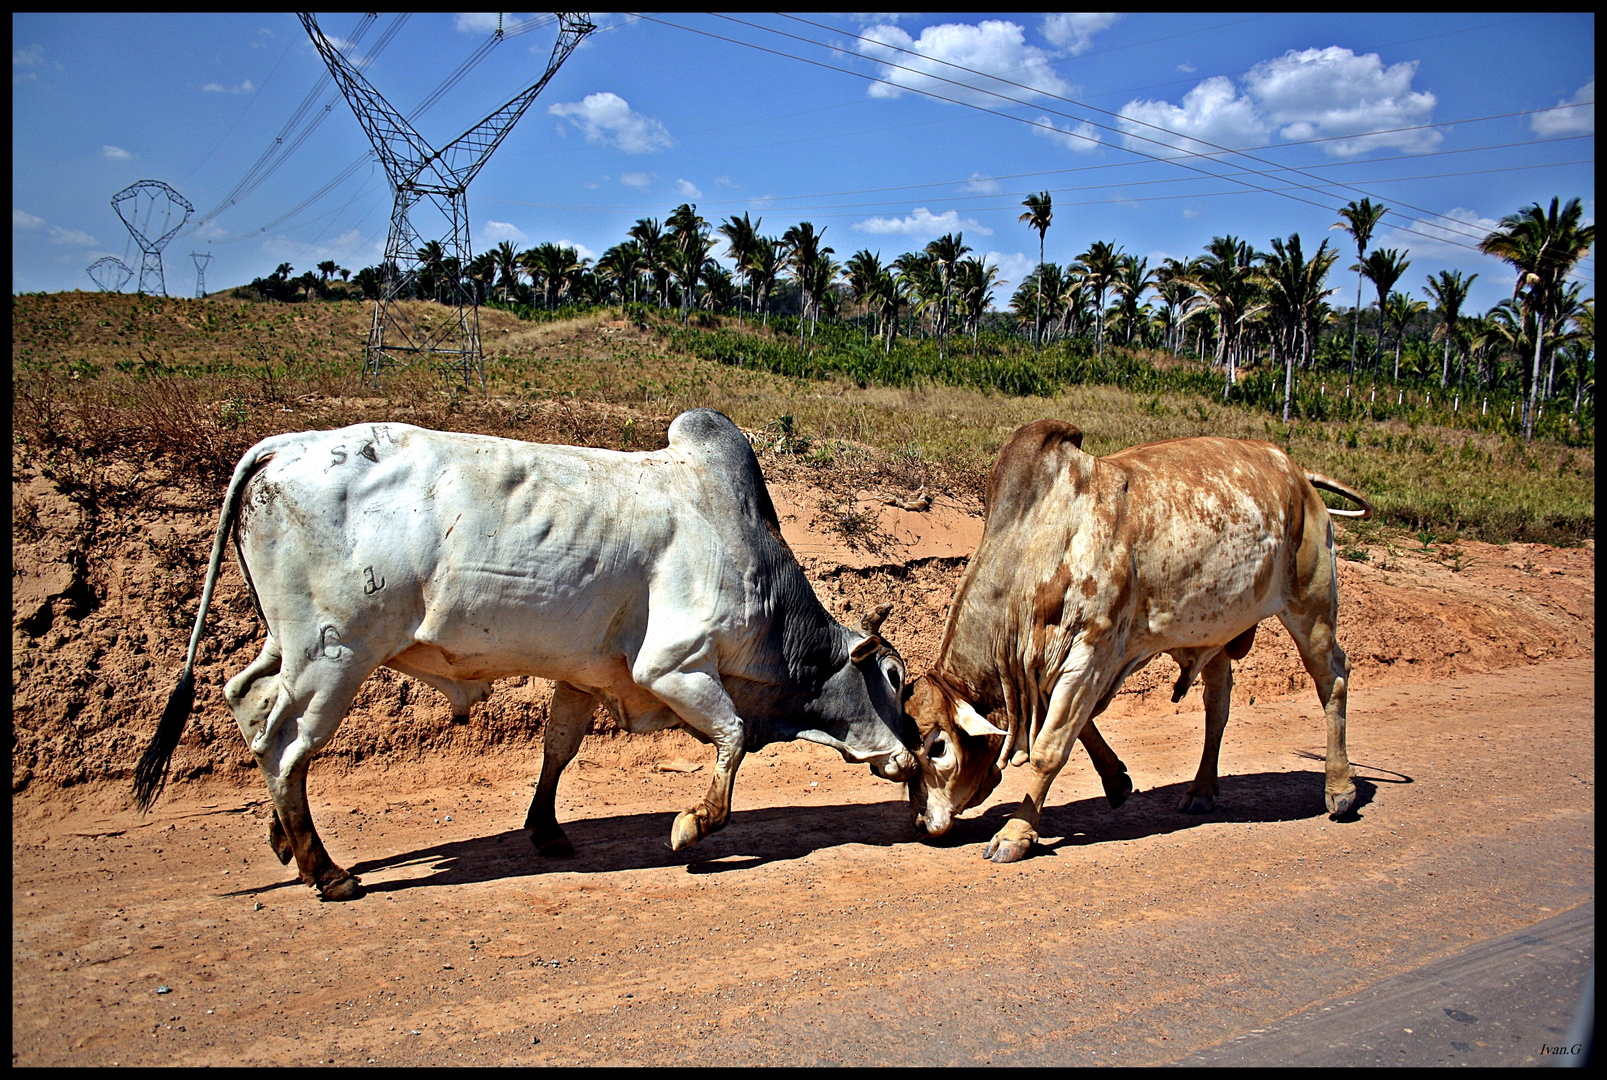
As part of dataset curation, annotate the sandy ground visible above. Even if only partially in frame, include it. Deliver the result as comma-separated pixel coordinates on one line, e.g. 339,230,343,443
11,449,1596,1066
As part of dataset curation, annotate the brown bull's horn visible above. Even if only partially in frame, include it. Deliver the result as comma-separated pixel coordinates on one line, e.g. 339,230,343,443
859,602,893,637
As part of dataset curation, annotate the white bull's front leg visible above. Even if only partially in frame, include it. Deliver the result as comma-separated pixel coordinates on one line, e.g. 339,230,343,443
632,639,749,851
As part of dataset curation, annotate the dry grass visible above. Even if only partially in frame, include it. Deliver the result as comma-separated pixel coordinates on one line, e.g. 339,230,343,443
12,292,1593,545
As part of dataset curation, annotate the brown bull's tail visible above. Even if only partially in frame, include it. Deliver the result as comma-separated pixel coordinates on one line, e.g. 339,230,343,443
1306,472,1374,519
133,440,277,811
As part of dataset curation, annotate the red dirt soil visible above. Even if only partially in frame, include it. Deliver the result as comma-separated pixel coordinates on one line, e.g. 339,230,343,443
11,447,1595,1065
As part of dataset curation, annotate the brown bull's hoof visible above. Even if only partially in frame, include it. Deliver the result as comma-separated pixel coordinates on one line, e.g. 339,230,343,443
1326,786,1358,818
1178,792,1216,814
531,832,574,858
983,831,1035,864
318,874,363,902
1103,771,1134,809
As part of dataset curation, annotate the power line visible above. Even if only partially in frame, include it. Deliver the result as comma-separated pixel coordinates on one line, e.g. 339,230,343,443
740,13,1590,255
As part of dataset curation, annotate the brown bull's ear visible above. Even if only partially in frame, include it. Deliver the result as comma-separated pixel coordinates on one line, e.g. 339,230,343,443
859,602,893,637
1065,424,1083,450
953,699,1006,738
850,636,880,664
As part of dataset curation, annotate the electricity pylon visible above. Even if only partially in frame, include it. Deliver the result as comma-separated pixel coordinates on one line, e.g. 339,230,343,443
190,251,214,298
87,256,134,293
299,12,595,389
111,181,194,296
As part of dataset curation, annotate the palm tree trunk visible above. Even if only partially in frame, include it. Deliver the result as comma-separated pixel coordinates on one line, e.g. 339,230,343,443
1282,332,1294,422
1441,336,1451,388
1350,274,1362,380
1524,313,1545,440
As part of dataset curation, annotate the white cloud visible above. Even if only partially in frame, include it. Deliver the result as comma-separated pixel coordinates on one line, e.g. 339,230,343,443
1242,47,1440,155
14,208,45,229
1041,13,1121,57
454,13,504,35
674,178,702,199
13,42,56,82
1033,114,1102,153
856,20,1071,106
555,239,598,263
715,175,739,188
261,228,380,266
102,145,133,160
48,226,99,247
201,79,256,95
1376,207,1501,262
548,92,673,154
961,172,1000,194
481,220,529,248
1531,80,1595,136
1177,63,1196,74
619,171,657,191
1118,76,1269,157
983,250,1035,290
749,194,776,210
851,207,993,240
1119,46,1445,159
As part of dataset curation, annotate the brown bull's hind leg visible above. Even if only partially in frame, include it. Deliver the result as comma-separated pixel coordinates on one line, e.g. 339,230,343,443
267,811,294,865
1279,606,1357,818
1078,720,1133,809
526,682,593,857
1180,650,1232,814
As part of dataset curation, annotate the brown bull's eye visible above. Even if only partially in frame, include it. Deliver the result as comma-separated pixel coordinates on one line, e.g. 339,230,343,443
929,738,947,759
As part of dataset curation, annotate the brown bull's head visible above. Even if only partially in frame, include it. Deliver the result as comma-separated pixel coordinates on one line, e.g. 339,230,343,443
904,673,1006,838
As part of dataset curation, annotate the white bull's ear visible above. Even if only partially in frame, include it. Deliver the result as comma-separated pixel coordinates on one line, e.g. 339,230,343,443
850,635,879,664
953,699,1006,739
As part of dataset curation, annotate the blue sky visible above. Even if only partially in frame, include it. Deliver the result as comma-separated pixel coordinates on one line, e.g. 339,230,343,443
12,12,1595,313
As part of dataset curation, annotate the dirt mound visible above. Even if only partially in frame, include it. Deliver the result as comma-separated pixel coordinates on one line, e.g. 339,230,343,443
10,442,1593,797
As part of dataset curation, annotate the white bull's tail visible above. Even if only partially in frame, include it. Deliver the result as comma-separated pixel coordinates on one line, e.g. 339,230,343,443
1306,471,1374,519
133,439,280,810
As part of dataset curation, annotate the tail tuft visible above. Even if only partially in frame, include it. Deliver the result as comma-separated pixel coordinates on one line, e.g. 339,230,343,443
133,670,195,811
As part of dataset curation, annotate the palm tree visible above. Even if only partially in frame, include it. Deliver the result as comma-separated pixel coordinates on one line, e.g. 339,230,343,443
466,251,498,305
872,266,908,353
1018,192,1052,357
1565,298,1593,416
894,250,940,340
954,256,1001,357
1078,241,1122,361
1357,248,1410,376
415,241,446,302
781,222,832,345
1421,270,1477,389
317,259,337,283
923,232,972,361
666,204,711,323
1155,257,1194,358
599,240,645,305
1181,236,1262,397
1113,254,1155,347
1258,233,1338,421
1383,291,1427,380
719,212,761,325
1479,196,1596,439
628,218,669,308
492,240,520,302
749,237,781,329
845,249,886,342
1332,198,1389,380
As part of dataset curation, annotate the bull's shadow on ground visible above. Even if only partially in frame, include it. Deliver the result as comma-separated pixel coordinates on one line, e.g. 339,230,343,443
966,771,1379,858
292,769,1374,894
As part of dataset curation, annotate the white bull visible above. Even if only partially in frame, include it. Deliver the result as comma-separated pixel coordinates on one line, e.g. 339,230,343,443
134,409,915,899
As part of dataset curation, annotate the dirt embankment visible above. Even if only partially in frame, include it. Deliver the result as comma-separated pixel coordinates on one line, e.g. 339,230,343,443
10,449,1593,797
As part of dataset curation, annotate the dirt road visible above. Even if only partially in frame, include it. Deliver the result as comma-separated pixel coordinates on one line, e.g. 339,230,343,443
12,656,1592,1066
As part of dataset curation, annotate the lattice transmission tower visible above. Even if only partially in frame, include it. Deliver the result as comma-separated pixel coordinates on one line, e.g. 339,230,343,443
87,256,134,293
111,181,194,296
299,12,595,389
190,251,214,298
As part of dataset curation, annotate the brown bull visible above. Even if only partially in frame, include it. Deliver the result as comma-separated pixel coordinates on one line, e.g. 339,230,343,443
906,420,1372,863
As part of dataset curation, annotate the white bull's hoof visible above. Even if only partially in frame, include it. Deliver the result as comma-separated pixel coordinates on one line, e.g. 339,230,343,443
1326,785,1357,818
670,810,706,851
